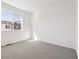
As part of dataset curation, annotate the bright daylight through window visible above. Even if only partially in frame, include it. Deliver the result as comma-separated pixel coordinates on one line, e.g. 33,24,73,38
1,8,23,31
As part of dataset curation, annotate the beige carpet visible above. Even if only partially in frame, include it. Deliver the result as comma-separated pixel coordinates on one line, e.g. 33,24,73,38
2,40,77,59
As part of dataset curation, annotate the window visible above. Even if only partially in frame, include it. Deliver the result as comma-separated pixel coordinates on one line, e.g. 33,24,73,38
1,8,23,31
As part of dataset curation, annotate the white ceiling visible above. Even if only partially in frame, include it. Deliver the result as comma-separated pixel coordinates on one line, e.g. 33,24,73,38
2,0,54,12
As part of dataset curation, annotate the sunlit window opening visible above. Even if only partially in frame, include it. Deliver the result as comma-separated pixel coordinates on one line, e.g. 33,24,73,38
1,8,23,31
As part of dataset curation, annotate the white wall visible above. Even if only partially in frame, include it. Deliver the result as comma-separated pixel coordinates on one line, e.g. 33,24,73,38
1,2,31,45
75,0,78,54
33,0,77,50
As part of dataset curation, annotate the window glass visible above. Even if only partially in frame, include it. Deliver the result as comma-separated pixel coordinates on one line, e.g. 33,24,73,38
1,8,23,31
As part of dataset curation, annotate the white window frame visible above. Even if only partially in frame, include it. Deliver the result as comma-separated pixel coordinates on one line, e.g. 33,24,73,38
1,8,23,31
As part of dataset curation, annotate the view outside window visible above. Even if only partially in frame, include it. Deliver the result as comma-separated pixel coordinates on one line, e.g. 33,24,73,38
1,8,23,31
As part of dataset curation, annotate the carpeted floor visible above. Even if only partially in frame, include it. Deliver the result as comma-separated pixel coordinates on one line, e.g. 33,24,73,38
1,40,77,59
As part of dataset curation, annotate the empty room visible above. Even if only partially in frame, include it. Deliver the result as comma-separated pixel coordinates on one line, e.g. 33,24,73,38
1,0,78,59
